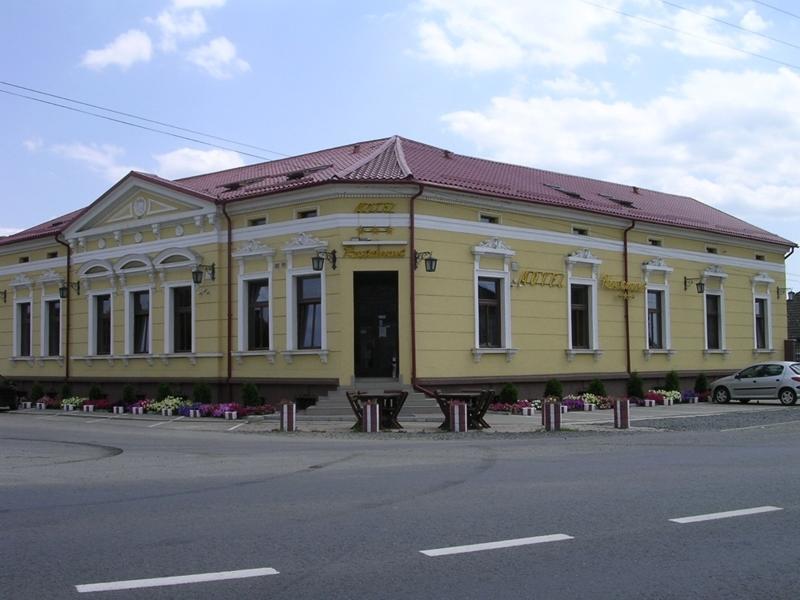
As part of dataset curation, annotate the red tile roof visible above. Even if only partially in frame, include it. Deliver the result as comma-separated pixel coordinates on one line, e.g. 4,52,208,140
1,135,794,248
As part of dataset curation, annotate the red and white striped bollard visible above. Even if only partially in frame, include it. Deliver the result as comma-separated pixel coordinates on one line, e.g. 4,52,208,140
614,399,630,429
449,400,468,432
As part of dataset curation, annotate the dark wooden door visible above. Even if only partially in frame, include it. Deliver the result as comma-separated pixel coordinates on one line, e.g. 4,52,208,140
354,271,398,378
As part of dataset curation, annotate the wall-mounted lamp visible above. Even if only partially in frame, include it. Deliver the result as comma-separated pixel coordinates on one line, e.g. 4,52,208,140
0,290,6,303
684,276,705,294
311,250,337,271
59,281,80,299
414,250,438,273
191,263,216,285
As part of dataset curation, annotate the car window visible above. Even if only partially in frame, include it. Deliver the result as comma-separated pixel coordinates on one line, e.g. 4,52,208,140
762,364,784,377
738,366,760,378
791,364,800,375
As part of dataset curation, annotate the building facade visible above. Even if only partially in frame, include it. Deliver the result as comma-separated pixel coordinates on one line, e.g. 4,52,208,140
1,136,795,400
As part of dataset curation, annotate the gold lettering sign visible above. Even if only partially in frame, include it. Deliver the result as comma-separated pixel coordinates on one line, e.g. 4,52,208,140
355,202,395,213
512,271,565,288
601,274,647,299
343,247,406,259
357,226,393,235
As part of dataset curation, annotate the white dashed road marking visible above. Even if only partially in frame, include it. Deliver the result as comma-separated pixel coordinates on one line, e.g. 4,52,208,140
75,567,279,593
421,534,573,557
669,506,782,524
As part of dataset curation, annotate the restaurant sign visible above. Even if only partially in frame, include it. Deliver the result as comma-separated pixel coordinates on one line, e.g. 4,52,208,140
355,202,395,213
343,247,406,259
601,275,646,299
512,271,565,288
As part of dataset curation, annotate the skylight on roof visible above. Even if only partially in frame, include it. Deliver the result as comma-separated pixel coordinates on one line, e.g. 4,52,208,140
598,193,635,208
543,183,582,199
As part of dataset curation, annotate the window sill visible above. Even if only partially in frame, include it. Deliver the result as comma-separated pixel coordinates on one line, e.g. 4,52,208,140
752,348,775,355
471,347,518,363
9,356,36,366
282,349,329,364
565,349,603,362
73,353,223,366
642,349,675,361
233,350,276,365
703,349,729,357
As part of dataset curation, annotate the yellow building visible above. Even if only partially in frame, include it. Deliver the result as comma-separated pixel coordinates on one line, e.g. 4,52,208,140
0,136,795,401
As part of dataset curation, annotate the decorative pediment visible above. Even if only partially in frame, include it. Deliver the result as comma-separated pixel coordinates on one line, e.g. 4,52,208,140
566,248,601,265
233,239,276,258
704,265,728,279
115,254,154,273
642,257,673,273
283,232,326,253
752,272,774,285
154,248,200,268
38,269,64,284
472,237,515,256
78,259,114,278
11,273,33,288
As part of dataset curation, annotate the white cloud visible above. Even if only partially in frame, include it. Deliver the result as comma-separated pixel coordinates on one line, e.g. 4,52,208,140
740,9,768,33
415,0,621,70
542,73,615,97
151,9,207,51
187,36,250,78
153,147,244,179
81,29,153,70
51,143,138,182
172,0,226,8
442,68,800,222
23,137,43,152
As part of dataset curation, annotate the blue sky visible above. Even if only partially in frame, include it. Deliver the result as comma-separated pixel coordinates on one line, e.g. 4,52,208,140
2,0,799,288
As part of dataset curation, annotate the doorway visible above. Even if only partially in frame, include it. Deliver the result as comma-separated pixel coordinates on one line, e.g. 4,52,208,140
354,271,399,378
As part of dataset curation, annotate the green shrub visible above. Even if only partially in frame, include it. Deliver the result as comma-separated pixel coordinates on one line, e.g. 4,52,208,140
499,383,518,404
587,378,606,397
664,370,680,392
122,384,136,406
627,372,644,399
194,382,212,404
241,383,259,406
88,385,104,401
694,372,710,393
157,383,172,401
60,383,72,400
543,378,563,399
30,383,45,401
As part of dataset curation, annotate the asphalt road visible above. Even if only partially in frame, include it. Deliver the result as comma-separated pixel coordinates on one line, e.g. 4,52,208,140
2,410,800,599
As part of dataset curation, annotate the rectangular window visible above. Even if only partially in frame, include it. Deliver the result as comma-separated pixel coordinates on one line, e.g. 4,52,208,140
45,299,60,356
248,217,266,227
132,291,150,354
755,254,765,261
296,275,321,349
247,279,270,350
297,208,318,219
47,251,58,259
647,290,664,349
478,277,502,347
706,294,722,350
95,294,111,355
755,298,768,350
17,302,31,356
571,284,591,349
572,227,589,236
172,286,192,353
19,256,29,263
479,214,499,224
706,247,718,254
648,238,662,247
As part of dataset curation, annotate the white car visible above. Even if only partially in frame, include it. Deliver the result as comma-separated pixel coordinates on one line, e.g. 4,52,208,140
711,362,800,405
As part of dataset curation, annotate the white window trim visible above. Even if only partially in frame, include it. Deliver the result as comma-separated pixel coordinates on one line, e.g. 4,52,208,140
124,286,154,355
237,273,274,354
565,249,601,360
703,266,727,354
642,258,673,358
163,281,196,354
87,290,115,356
39,295,63,358
282,233,328,363
752,272,774,353
13,299,34,358
471,238,516,362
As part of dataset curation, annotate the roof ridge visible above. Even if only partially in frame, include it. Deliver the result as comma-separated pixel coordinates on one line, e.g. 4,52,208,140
332,136,412,180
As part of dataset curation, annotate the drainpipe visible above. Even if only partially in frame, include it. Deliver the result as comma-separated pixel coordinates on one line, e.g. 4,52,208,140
221,203,233,403
55,235,71,383
408,183,425,388
623,220,636,375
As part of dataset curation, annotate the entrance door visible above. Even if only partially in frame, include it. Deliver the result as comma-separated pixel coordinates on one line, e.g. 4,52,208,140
354,271,398,378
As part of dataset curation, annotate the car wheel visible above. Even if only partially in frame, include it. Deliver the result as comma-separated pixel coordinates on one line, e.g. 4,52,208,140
738,398,751,404
713,387,731,403
778,388,797,406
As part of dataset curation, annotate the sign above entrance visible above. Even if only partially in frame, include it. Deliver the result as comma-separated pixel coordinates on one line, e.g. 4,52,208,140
512,270,565,288
601,274,646,299
355,202,395,213
344,247,406,259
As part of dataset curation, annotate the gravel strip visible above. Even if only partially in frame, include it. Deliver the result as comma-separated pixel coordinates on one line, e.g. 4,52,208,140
631,406,800,431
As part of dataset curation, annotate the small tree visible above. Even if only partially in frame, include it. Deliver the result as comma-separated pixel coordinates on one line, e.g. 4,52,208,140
543,378,563,399
88,385,104,401
627,372,644,399
664,370,680,392
122,384,136,406
60,383,72,400
194,382,212,404
499,383,518,404
587,378,606,397
30,383,45,401
241,383,259,406
157,383,172,401
694,372,710,394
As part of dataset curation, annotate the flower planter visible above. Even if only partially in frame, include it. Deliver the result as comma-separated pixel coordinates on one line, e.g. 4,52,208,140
189,409,202,418
655,397,673,406
36,402,46,410
83,405,95,413
520,406,536,416
63,405,75,412
224,410,238,420
560,405,569,414
113,406,125,414
131,406,144,415
582,404,596,411
685,397,699,404
161,408,173,417
21,401,32,409
641,399,656,407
